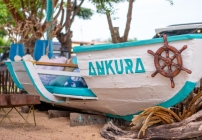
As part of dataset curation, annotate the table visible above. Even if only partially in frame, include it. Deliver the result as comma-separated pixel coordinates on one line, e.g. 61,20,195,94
0,94,40,127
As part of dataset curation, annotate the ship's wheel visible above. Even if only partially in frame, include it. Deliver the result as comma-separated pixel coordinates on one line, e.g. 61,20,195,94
147,34,192,88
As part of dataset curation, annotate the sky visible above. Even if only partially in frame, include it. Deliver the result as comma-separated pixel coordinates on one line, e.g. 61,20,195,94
70,0,202,42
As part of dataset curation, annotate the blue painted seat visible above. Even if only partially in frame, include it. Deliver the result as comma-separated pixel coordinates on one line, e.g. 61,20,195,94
33,40,53,61
9,44,25,61
45,86,96,97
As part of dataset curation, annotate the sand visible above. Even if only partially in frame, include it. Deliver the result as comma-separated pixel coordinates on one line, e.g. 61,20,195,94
0,108,105,140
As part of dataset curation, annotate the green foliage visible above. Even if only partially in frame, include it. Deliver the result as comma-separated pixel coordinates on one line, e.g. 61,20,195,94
0,37,11,53
0,1,13,37
0,0,45,23
0,1,13,25
92,0,125,14
0,0,45,39
0,48,3,53
76,7,93,20
0,30,7,37
60,2,93,20
93,0,173,15
92,0,173,43
0,37,11,46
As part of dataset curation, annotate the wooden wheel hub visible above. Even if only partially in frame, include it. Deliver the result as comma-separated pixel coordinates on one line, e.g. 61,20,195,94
147,34,192,88
165,58,171,65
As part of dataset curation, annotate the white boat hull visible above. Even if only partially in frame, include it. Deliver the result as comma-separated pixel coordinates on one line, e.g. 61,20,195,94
8,34,202,121
74,35,202,116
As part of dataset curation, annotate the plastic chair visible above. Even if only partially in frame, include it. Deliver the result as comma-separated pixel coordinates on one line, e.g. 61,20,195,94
33,40,53,61
9,44,25,61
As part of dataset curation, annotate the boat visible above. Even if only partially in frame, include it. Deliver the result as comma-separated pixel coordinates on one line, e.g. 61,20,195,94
6,24,202,121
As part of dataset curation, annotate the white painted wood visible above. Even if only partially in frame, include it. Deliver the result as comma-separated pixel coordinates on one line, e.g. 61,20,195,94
74,39,202,115
24,62,65,102
12,62,33,85
53,93,98,100
11,62,64,102
36,69,81,77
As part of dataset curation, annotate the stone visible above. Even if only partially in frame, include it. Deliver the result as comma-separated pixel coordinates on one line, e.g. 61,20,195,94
70,113,107,126
48,110,71,119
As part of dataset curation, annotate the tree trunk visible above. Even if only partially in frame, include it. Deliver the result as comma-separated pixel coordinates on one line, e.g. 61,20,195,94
106,13,119,43
121,0,134,42
56,31,72,58
55,0,73,59
106,0,134,43
100,110,202,140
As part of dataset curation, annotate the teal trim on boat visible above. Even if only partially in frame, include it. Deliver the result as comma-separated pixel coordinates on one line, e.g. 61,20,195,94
22,61,51,102
73,34,202,53
45,86,96,97
5,62,23,89
158,81,196,107
106,81,197,121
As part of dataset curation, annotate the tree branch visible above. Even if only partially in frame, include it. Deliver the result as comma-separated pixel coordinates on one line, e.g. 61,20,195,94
39,4,44,22
20,0,26,18
70,0,84,26
122,0,134,42
30,1,37,16
53,0,64,21
2,0,24,22
72,0,77,9
56,8,65,34
106,13,119,43
65,0,72,31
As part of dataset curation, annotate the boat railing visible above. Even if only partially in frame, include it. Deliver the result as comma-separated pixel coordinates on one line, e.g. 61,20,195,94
36,69,81,77
32,61,80,77
33,61,78,68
